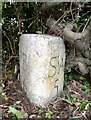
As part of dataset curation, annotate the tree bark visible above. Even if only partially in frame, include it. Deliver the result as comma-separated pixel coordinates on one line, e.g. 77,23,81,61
46,17,91,76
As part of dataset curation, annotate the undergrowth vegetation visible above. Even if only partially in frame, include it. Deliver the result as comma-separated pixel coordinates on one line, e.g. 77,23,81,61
2,2,91,119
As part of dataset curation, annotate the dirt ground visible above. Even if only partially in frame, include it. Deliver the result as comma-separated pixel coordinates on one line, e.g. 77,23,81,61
1,75,91,120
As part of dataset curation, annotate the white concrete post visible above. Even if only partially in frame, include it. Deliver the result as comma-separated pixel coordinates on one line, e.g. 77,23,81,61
19,34,65,106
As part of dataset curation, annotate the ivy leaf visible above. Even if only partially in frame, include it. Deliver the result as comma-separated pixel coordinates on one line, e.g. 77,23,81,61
45,110,53,119
72,22,78,28
8,106,28,119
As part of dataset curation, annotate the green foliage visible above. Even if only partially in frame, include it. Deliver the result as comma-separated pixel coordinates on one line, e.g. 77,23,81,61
79,101,91,111
45,109,53,119
65,68,74,82
8,105,28,119
79,76,86,81
36,30,42,34
79,75,89,85
65,93,91,113
65,74,73,81
72,16,81,28
2,2,91,119
38,107,53,119
72,10,91,31
66,94,77,103
62,19,67,26
79,102,87,111
2,2,43,62
0,85,2,94
81,85,90,94
66,67,72,73
38,107,45,114
2,92,8,101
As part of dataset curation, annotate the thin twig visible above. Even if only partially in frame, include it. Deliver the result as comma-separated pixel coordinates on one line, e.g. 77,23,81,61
28,16,39,28
73,107,79,116
70,1,74,21
53,97,74,106
3,56,18,78
3,31,14,55
83,16,91,32
81,111,87,120
17,14,22,34
47,8,78,34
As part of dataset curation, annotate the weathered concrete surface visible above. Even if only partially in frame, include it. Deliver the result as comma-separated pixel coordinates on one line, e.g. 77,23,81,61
19,34,65,106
